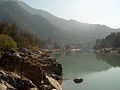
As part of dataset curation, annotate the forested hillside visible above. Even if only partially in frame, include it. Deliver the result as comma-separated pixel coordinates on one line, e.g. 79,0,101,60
0,21,45,50
94,32,120,49
0,0,78,44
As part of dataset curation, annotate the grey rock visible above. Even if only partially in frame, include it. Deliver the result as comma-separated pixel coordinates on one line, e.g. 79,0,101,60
39,85,52,90
9,49,17,54
73,78,83,83
0,70,39,90
18,48,28,53
19,52,26,57
9,53,22,59
0,48,63,90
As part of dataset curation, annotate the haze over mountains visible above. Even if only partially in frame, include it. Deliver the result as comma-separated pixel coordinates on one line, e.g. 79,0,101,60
0,0,78,44
0,0,120,46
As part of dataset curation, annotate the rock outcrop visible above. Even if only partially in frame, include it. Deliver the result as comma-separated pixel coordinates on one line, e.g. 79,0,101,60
0,70,38,90
0,48,62,90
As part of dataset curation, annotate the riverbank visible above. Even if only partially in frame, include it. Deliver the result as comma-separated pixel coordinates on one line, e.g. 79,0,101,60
0,48,62,90
94,48,120,54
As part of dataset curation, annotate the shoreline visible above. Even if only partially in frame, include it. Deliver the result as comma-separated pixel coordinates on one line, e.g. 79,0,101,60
94,48,120,54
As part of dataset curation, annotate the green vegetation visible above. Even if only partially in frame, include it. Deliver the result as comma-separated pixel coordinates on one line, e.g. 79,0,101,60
0,0,78,44
0,34,17,50
94,32,120,49
0,21,45,50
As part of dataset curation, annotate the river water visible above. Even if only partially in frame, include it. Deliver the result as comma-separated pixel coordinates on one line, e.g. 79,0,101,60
52,52,120,90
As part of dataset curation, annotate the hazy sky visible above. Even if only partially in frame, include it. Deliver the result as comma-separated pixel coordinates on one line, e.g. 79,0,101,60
20,0,120,29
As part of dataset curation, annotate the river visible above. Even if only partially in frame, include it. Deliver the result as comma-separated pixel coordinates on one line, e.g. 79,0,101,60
52,52,120,90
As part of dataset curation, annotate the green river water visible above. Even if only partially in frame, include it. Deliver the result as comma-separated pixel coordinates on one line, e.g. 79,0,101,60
52,52,120,90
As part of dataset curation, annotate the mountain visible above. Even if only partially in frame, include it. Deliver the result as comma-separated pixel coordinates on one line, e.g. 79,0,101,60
18,1,120,45
0,0,78,44
0,0,120,46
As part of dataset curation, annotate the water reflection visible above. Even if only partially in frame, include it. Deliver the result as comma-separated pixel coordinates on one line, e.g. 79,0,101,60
95,53,120,67
52,52,112,79
52,52,120,90
51,51,83,57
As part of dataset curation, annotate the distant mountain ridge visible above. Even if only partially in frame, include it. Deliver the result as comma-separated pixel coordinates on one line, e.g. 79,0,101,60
18,1,120,45
0,0,78,44
0,0,120,46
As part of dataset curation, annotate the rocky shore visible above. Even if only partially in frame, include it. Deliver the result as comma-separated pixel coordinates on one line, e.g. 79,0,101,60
95,48,120,54
0,70,38,90
0,48,62,90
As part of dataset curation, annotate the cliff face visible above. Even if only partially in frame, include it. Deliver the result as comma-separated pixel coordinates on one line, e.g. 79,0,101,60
0,48,62,90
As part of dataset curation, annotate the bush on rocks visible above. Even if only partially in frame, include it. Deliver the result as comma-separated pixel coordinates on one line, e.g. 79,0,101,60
0,34,17,50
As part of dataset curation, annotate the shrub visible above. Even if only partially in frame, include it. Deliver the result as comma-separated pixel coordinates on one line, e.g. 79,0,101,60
0,34,17,50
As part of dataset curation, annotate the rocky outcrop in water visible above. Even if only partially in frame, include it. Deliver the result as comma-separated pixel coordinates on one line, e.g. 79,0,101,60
0,48,62,90
73,78,83,84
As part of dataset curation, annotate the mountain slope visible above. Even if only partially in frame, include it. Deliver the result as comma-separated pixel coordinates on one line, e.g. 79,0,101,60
0,0,78,44
18,1,120,45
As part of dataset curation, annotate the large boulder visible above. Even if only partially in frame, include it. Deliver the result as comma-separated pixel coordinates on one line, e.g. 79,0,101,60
46,75,62,90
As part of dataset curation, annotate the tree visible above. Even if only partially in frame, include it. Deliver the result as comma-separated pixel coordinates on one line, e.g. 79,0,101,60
0,34,17,50
0,21,46,48
94,32,120,50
